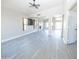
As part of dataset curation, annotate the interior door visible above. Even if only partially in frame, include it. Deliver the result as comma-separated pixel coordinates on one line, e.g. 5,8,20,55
68,11,77,43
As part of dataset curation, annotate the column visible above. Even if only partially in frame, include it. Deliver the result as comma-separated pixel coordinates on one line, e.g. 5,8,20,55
48,17,52,35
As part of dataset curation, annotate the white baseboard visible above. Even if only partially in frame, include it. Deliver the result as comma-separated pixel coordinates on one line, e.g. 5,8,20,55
63,37,77,44
62,37,68,44
63,40,68,44
67,40,77,44
1,29,40,43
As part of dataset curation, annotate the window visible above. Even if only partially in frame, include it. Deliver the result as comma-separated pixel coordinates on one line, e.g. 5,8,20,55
54,15,62,21
55,22,62,29
55,17,62,21
23,18,28,31
45,22,49,29
51,22,54,26
54,15,62,30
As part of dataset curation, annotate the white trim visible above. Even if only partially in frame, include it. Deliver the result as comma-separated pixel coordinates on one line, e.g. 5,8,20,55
63,37,77,44
63,40,68,44
67,40,77,44
63,37,68,44
1,29,41,43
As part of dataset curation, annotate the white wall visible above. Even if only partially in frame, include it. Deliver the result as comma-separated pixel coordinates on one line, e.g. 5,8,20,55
1,8,37,43
63,0,77,44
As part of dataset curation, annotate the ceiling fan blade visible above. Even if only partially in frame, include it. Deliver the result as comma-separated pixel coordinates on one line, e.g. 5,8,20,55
29,2,33,5
29,0,40,9
33,0,35,2
35,6,39,9
36,4,40,6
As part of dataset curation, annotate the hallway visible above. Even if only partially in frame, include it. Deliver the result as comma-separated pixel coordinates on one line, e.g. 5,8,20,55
1,30,77,59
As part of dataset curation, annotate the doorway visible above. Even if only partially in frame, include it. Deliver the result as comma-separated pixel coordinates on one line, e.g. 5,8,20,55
53,15,63,37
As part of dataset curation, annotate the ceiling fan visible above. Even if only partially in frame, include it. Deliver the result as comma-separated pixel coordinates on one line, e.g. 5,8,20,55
29,0,40,9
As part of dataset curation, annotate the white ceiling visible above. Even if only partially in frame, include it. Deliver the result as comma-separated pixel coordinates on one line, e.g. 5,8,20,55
2,0,64,16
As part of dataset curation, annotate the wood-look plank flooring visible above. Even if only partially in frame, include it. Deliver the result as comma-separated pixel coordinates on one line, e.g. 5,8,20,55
1,30,77,59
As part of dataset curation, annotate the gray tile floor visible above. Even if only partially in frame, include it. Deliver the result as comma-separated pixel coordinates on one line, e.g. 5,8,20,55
1,30,77,59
